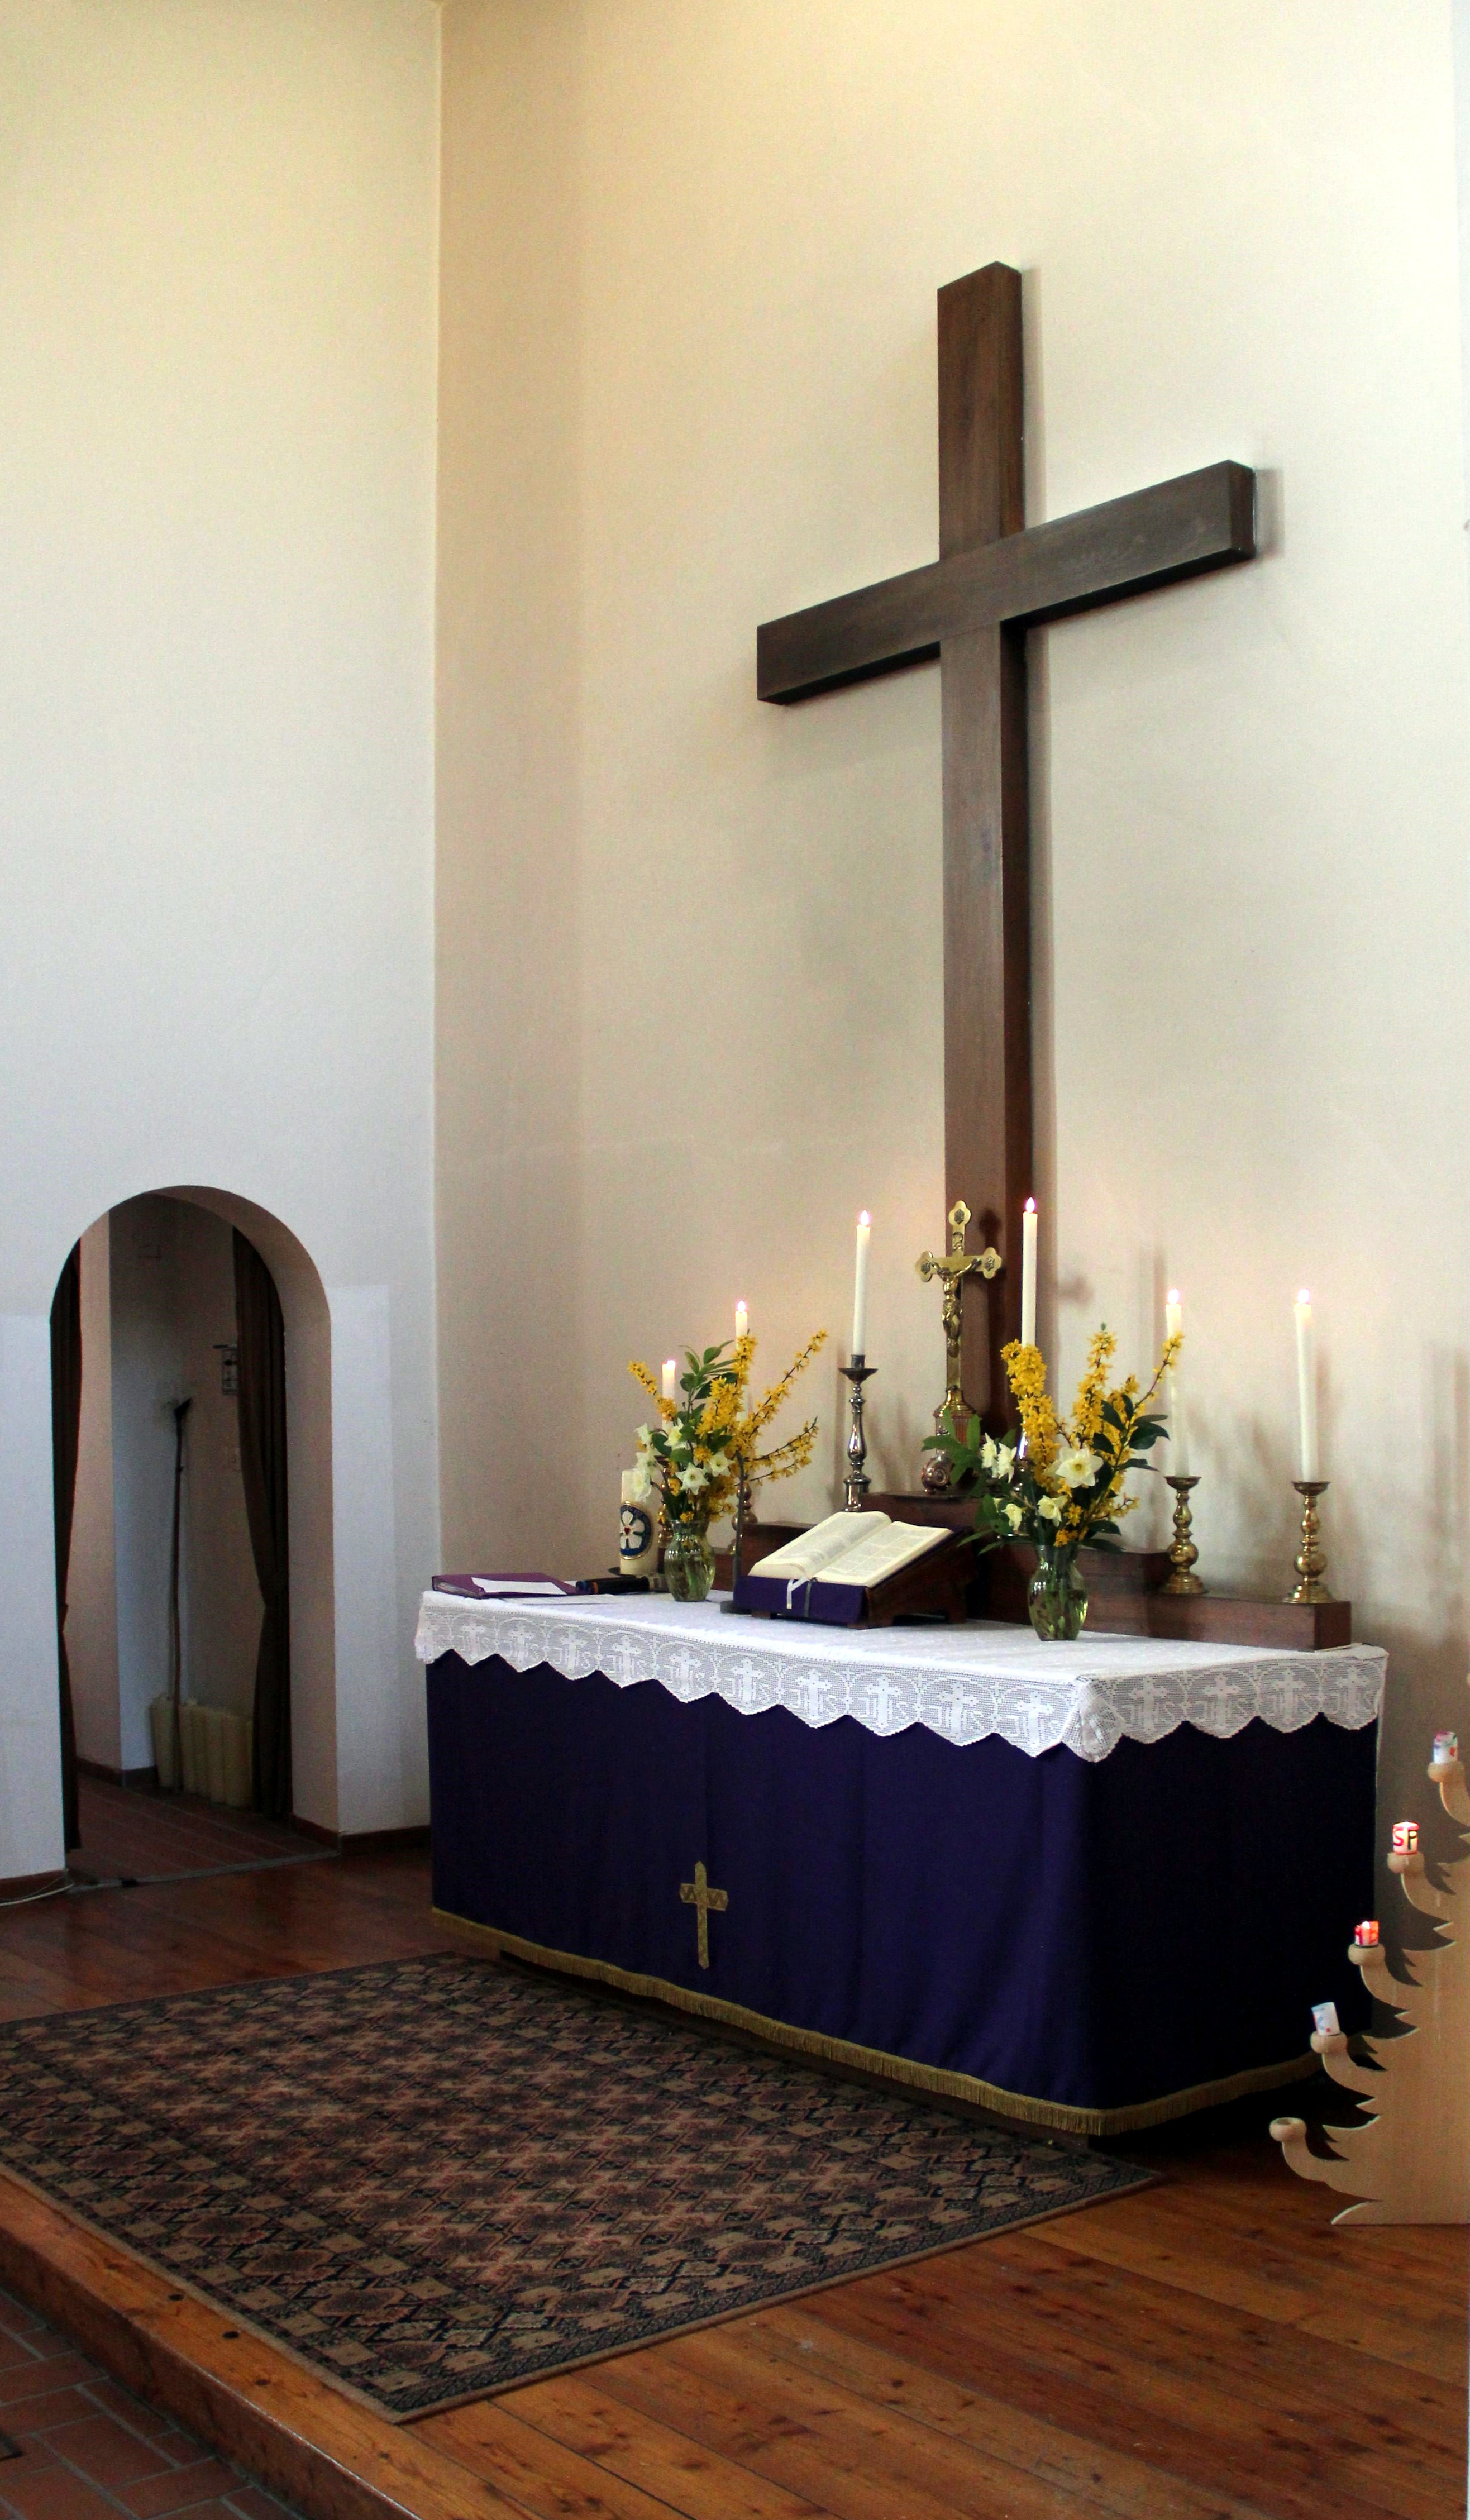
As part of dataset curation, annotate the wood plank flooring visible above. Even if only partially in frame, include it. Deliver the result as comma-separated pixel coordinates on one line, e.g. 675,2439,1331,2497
69,1779,333,1887
0,1839,1463,2520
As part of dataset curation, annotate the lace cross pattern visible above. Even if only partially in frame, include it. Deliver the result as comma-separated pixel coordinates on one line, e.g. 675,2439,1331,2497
416,1592,1385,1764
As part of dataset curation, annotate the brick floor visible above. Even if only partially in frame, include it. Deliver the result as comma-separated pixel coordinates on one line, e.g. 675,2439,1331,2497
0,2284,300,2520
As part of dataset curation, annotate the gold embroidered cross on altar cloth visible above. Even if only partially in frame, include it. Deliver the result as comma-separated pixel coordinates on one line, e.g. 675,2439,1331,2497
679,1860,728,1969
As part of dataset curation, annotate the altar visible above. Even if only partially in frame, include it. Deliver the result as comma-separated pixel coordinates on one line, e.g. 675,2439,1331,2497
417,1591,1383,2136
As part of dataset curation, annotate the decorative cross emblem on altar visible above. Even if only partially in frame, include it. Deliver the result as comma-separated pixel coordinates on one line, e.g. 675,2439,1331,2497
679,1859,728,1970
759,264,1256,1421
917,1199,1001,1431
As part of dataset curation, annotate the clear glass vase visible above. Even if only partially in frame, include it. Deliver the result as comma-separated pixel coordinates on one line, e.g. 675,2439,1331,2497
1028,1545,1087,1642
664,1521,715,1604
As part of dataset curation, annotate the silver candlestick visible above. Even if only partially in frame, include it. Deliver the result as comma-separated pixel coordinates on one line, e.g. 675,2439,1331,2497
840,1356,876,1510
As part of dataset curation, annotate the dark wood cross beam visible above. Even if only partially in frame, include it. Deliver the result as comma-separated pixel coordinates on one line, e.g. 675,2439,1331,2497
758,264,1256,1421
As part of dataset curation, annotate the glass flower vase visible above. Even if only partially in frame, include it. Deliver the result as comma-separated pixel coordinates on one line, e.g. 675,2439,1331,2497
663,1520,715,1604
1028,1544,1087,1642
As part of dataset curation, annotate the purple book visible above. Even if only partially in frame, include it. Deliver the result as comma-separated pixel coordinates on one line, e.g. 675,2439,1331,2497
432,1572,577,1601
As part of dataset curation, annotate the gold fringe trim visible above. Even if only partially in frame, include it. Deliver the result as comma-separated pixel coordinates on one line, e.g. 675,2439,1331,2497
431,1908,1315,2139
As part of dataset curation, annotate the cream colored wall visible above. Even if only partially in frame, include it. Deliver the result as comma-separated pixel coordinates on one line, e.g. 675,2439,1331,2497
0,0,441,1877
436,0,584,1573
437,1,1470,1843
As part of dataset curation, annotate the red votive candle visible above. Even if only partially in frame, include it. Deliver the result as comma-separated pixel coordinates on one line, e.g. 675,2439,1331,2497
1391,1822,1419,1855
1353,1920,1380,1947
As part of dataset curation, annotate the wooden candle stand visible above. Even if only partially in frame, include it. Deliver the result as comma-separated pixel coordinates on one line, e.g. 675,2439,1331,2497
1270,1725,1470,2225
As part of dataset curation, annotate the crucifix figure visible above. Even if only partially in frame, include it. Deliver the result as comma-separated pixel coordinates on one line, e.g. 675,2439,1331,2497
758,265,1256,1424
917,1199,1000,1431
679,1859,728,1970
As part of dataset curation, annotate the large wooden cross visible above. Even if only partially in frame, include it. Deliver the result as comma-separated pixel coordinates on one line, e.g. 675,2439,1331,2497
758,264,1256,1421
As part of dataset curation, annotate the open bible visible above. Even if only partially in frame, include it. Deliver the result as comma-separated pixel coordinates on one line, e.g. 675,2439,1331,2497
733,1511,968,1627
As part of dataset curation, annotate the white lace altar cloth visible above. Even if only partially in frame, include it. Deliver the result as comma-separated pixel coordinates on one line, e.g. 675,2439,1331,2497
415,1592,1385,1764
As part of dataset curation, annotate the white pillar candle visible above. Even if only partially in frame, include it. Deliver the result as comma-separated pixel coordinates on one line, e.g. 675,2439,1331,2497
851,1211,871,1357
1020,1200,1038,1349
1294,1291,1319,1479
734,1300,748,1345
662,1357,677,1404
1165,1290,1187,1475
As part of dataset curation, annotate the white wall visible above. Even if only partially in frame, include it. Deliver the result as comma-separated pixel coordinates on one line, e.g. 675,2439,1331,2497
0,0,442,1875
437,1,1470,1849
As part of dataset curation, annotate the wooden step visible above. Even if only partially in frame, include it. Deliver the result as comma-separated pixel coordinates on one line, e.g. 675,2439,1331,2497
0,2171,523,2520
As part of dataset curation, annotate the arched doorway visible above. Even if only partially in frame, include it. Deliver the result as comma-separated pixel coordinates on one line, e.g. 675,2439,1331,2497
52,1188,338,1851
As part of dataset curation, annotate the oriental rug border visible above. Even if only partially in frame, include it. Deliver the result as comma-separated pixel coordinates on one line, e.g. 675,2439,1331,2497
0,1953,1154,2421
438,1909,1317,2139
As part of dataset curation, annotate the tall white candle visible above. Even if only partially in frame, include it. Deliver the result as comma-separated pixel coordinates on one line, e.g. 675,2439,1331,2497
851,1213,871,1358
734,1300,748,1345
661,1357,677,1404
1165,1290,1188,1475
1020,1200,1038,1349
1294,1291,1319,1480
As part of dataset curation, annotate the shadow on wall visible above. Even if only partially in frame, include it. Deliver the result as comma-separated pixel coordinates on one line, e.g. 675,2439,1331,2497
54,1187,336,1846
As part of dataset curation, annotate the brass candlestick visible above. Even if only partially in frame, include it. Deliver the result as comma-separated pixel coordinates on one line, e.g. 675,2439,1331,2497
839,1357,876,1510
1288,1479,1332,1603
719,1454,756,1615
1162,1474,1205,1595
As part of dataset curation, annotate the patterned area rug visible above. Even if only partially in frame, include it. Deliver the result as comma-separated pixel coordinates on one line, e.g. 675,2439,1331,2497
0,1956,1150,2418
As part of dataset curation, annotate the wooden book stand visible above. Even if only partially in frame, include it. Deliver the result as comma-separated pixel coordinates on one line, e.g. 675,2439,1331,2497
733,1533,972,1627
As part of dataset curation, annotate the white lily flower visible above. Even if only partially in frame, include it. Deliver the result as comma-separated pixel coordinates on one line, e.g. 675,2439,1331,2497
1003,1501,1024,1531
980,1436,999,1472
679,1461,712,1492
994,1443,1016,1478
1054,1447,1101,1491
1037,1493,1066,1522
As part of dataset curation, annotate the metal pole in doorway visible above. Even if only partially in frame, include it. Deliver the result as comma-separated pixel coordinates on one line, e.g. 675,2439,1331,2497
166,1398,192,1792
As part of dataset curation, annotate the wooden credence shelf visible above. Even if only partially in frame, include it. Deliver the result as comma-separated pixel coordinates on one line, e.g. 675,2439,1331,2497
719,1493,1350,1650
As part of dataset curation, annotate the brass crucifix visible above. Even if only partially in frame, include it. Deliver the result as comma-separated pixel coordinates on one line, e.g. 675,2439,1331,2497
917,1200,1001,1428
679,1860,728,1970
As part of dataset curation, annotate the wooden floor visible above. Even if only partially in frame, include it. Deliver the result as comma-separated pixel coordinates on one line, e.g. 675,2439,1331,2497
69,1777,334,1887
0,1844,1463,2520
